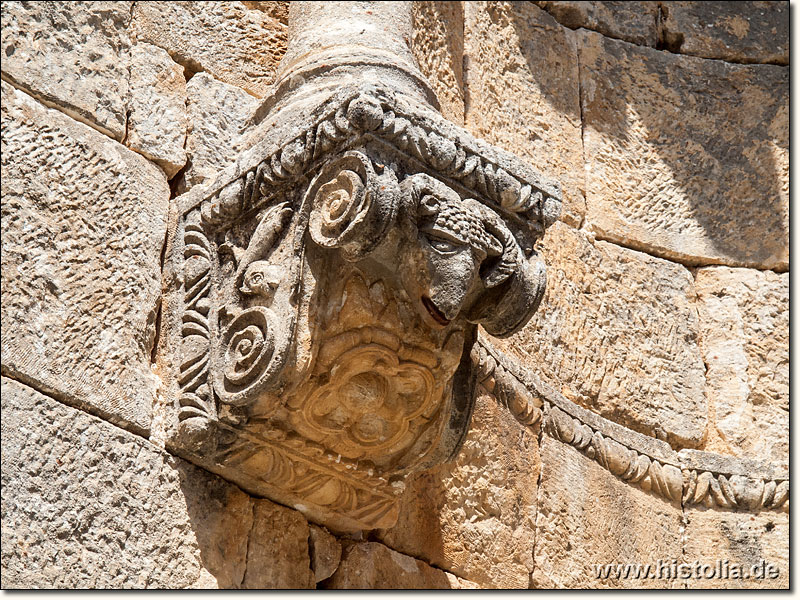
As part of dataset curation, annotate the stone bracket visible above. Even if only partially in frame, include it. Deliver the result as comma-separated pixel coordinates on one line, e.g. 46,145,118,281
169,83,563,532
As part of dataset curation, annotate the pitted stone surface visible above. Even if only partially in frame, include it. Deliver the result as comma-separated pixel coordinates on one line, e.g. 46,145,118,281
131,1,287,98
127,43,188,179
309,525,342,583
411,1,465,125
533,1,660,46
532,435,683,589
376,391,539,589
0,376,247,589
0,1,132,141
1,81,168,434
662,1,789,65
324,542,479,589
180,73,261,193
580,30,788,270
490,222,707,448
683,508,788,589
0,376,317,589
695,267,788,465
464,2,585,227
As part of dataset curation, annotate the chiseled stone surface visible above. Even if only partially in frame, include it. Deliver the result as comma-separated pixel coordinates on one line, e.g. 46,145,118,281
1,376,316,589
683,508,788,589
242,500,314,589
491,222,706,448
324,542,478,589
695,267,788,466
532,435,683,589
464,1,585,227
309,525,342,583
1,81,168,435
411,1,465,125
662,1,789,65
0,1,132,141
180,72,261,193
376,391,539,589
1,377,235,588
127,43,188,179
241,1,289,24
580,30,788,270
533,1,660,46
131,1,287,98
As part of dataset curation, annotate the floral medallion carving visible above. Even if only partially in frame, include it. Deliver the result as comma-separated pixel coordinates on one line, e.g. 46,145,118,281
170,85,562,532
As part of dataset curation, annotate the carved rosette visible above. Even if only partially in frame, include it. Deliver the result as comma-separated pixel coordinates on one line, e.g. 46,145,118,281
173,85,562,531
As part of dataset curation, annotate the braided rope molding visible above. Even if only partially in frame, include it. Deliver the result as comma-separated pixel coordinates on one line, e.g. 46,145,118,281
179,86,562,239
474,335,788,512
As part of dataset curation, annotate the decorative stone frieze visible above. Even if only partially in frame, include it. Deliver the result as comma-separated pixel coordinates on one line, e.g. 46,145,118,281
473,338,789,512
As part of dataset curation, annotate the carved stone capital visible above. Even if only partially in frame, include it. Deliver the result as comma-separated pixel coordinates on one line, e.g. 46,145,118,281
169,65,561,532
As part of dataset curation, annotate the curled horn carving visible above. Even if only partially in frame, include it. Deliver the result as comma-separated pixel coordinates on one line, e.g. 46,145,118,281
307,152,399,261
213,306,277,406
468,207,547,338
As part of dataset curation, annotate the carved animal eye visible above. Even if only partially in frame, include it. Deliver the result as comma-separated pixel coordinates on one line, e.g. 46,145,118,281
250,273,263,285
425,234,461,254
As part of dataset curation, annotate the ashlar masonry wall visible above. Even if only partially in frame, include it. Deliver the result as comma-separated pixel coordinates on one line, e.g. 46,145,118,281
1,1,788,589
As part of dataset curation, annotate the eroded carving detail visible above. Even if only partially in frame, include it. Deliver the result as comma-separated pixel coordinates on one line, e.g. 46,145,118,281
173,87,559,531
473,337,789,512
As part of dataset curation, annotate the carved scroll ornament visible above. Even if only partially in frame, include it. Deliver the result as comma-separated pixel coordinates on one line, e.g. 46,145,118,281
172,86,561,532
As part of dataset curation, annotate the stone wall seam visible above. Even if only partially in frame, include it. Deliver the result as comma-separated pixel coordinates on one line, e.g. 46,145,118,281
475,336,788,512
533,2,789,67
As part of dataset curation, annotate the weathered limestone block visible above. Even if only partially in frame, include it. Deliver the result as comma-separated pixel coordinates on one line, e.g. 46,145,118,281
662,2,789,65
127,43,188,179
323,542,478,589
491,222,706,447
0,378,236,587
683,508,788,589
533,1,660,46
181,73,261,193
1,81,169,434
580,30,788,270
695,267,788,465
376,391,539,588
309,525,342,583
411,1,465,125
464,2,584,227
0,1,131,141
532,435,683,589
242,500,315,589
241,1,289,24
131,1,287,98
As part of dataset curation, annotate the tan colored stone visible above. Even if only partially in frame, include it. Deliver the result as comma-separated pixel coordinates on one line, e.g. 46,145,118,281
1,80,169,435
0,1,131,141
662,2,788,65
241,1,289,25
534,1,660,46
695,267,788,466
464,2,585,227
683,508,788,589
128,43,188,179
376,391,538,588
323,542,477,589
580,30,788,270
532,435,683,589
309,525,342,583
411,1,465,125
0,376,250,589
180,73,261,193
242,500,314,589
131,1,287,98
491,222,706,447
